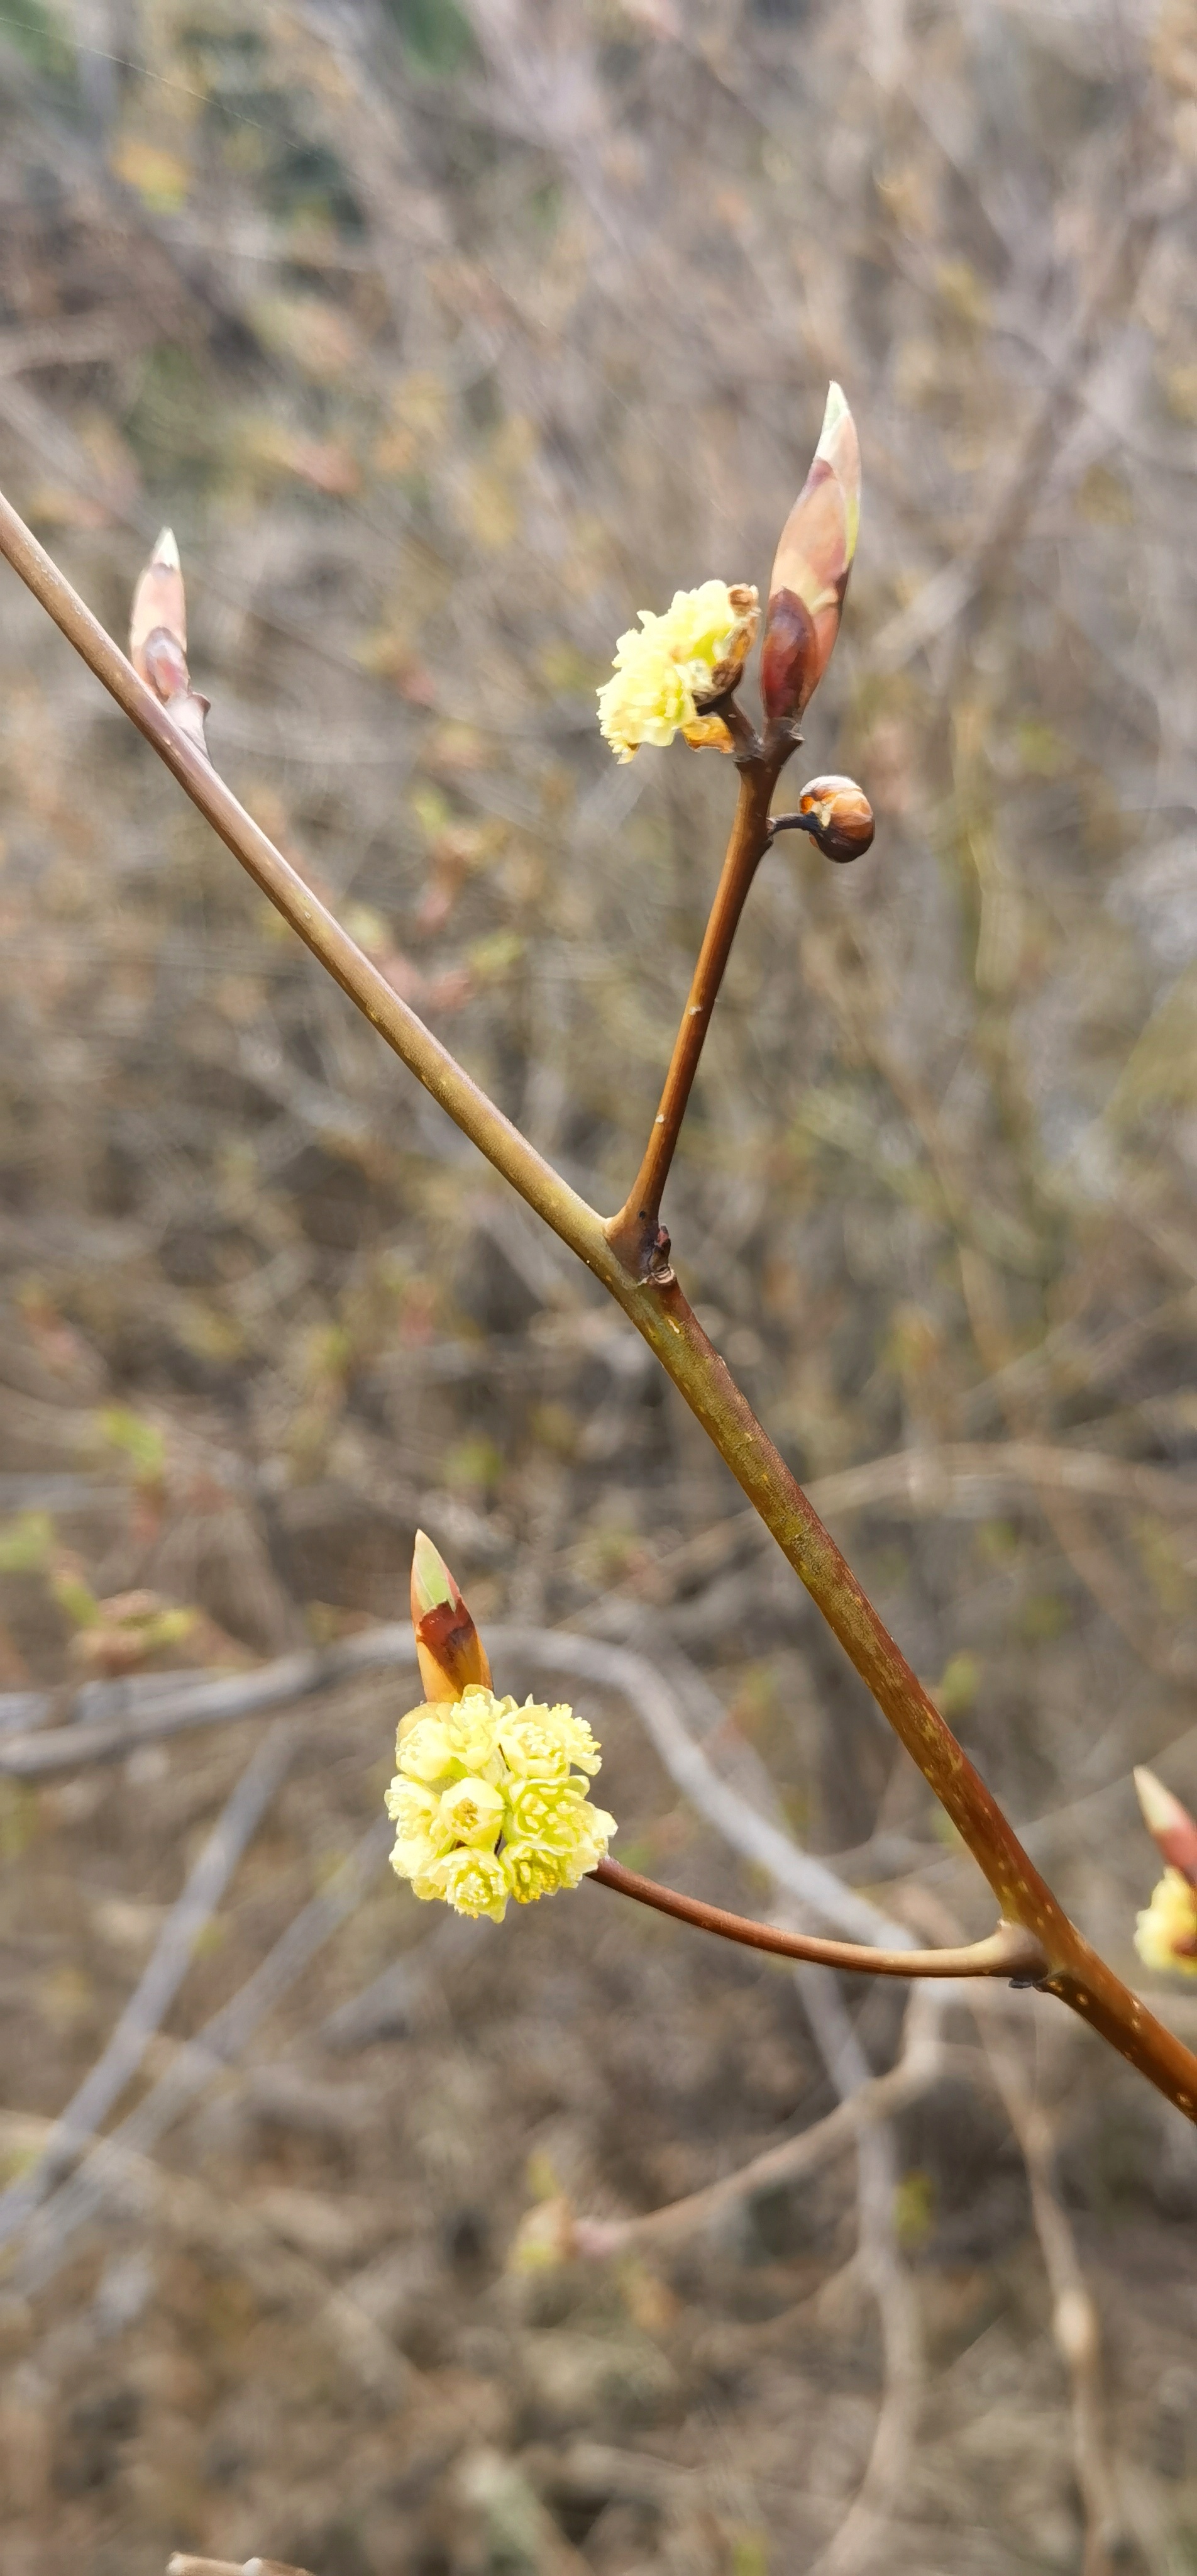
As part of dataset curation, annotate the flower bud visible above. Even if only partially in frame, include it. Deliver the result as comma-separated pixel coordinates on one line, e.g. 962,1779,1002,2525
1134,1768,1197,1977
761,383,860,728
410,1527,492,1701
1135,1765,1197,1882
796,774,874,863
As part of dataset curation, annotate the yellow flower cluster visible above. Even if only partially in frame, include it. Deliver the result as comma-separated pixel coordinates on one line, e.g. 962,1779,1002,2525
597,579,758,763
386,1684,617,1922
1135,1868,1197,1977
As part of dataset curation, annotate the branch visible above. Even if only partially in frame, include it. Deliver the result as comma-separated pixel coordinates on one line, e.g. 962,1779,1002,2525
0,1720,294,2250
9,1819,392,2296
1,492,1196,2121
979,2002,1123,2576
0,1623,420,1777
907,1880,1128,2574
574,1989,943,2255
592,1857,1044,1980
798,1972,925,2576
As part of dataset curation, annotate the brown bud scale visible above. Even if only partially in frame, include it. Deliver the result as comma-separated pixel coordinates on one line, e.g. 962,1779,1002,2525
797,774,875,864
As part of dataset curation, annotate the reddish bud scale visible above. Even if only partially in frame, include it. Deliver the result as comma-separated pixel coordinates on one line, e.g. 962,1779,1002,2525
759,588,821,726
410,1526,492,1701
141,626,191,702
414,1596,492,1701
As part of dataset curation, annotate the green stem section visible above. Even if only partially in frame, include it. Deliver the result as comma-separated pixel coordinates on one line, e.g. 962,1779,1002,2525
1,488,1194,2123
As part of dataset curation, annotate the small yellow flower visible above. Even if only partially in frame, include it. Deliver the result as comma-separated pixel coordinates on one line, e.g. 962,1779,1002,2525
597,579,758,763
391,1830,448,1894
541,1704,602,1775
397,1714,458,1785
441,1846,510,1921
505,1774,590,1849
497,1711,572,1782
1135,1868,1197,1976
558,1807,618,1887
502,1841,568,1904
385,1779,454,1853
387,1684,616,1921
443,1688,504,1772
438,1773,505,1849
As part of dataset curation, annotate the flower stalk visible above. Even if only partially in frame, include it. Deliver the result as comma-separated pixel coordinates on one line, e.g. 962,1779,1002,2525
593,1857,1044,1979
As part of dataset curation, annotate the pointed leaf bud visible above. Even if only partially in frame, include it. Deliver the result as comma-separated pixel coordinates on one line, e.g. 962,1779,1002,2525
129,527,212,759
130,527,185,684
761,383,861,728
1135,1767,1197,1885
795,773,875,863
410,1528,492,1701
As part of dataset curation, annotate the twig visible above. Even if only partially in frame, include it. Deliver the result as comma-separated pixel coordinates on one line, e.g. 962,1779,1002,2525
907,1878,1127,2575
869,187,1164,673
0,1623,419,1777
901,1875,1122,2576
800,1974,926,2576
572,1638,931,2566
1,494,1194,2117
496,1626,907,1944
595,1623,927,2568
604,758,781,1278
6,1613,1193,1993
6,1430,1184,1763
975,1998,1124,2576
803,920,1197,1684
0,1721,294,2249
1,2104,405,2402
592,1857,1043,1980
575,1991,942,2255
9,1819,392,2294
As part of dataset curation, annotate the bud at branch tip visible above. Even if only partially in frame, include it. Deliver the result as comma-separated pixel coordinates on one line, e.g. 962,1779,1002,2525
1135,1765,1197,1884
761,380,861,730
409,1528,492,1701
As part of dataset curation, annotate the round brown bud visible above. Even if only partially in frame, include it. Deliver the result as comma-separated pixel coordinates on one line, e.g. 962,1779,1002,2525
797,774,874,863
